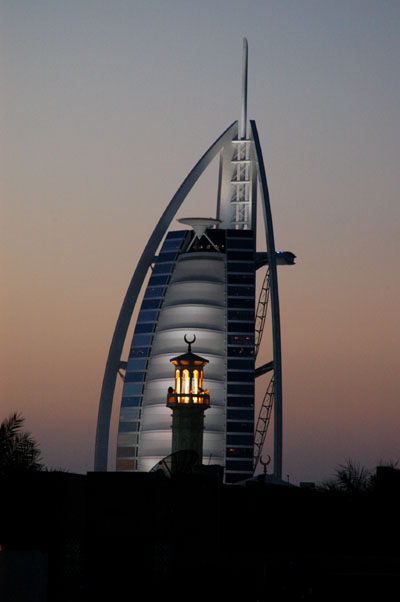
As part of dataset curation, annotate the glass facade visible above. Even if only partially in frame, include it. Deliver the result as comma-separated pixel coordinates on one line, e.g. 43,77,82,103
117,227,256,483
116,230,187,471
225,229,255,483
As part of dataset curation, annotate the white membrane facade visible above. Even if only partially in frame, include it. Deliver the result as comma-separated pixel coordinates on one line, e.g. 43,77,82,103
137,252,227,471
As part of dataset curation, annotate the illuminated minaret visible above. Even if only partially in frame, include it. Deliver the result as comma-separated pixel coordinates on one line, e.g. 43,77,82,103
166,335,210,462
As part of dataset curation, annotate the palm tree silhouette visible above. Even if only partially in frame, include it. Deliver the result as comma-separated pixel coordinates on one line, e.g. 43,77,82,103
0,412,43,476
321,458,373,492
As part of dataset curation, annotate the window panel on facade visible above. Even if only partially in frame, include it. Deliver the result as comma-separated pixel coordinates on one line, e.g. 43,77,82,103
165,230,186,240
227,346,254,357
137,310,158,323
124,372,145,383
144,286,165,298
122,383,143,396
117,433,137,446
228,310,254,322
227,359,254,370
227,371,254,382
226,473,251,483
126,358,147,371
148,275,169,286
228,285,254,297
152,262,174,274
227,228,253,238
227,229,254,238
227,409,254,420
227,298,254,309
227,322,254,333
227,421,253,433
226,446,253,458
157,252,178,262
226,459,254,471
134,323,155,334
116,459,136,471
226,239,254,249
161,238,183,250
227,274,254,285
227,396,254,408
227,434,254,445
129,347,149,359
119,407,140,421
121,396,141,407
117,447,137,458
227,262,254,273
226,250,254,261
141,299,162,310
131,334,153,347
228,334,254,346
118,421,138,432
227,383,254,395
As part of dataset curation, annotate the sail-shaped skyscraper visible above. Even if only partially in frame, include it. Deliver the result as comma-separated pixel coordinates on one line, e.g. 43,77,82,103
94,40,294,483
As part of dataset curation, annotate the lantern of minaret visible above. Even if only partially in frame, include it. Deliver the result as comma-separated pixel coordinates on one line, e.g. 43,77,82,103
166,335,210,463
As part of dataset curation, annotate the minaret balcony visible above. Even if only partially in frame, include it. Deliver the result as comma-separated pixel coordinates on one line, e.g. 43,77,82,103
167,391,210,408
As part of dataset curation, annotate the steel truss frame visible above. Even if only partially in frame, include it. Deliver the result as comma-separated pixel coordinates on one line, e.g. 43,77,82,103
254,268,270,357
254,374,274,472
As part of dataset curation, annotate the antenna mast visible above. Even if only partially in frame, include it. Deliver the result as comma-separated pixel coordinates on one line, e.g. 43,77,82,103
239,37,248,140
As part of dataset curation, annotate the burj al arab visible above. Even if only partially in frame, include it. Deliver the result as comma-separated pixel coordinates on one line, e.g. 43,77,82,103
94,39,295,483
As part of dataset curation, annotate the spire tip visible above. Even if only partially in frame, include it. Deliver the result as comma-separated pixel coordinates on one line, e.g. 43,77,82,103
240,38,248,140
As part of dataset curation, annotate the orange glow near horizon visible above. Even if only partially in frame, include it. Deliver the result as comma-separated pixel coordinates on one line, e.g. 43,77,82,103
2,2,400,484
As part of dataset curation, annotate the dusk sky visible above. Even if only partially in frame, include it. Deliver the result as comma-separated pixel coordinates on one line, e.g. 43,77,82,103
1,1,399,484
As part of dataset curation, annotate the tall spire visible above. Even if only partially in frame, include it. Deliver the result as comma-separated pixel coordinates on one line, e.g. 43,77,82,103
216,37,255,231
239,37,248,140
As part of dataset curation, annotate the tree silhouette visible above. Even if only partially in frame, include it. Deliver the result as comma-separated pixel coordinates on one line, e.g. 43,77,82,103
321,458,373,493
0,412,43,477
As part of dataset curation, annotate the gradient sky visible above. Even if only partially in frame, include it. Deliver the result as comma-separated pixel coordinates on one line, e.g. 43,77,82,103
1,1,399,483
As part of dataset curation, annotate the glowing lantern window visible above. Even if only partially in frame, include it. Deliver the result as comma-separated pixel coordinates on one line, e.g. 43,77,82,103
182,369,190,394
193,370,199,394
166,335,210,408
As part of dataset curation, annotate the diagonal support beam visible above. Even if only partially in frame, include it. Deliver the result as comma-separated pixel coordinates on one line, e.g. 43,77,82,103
255,361,274,378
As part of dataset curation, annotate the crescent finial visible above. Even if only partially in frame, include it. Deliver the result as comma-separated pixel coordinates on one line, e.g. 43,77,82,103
184,333,196,352
260,454,271,474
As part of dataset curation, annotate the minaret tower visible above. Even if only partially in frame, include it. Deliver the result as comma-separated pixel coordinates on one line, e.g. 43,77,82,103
166,335,210,462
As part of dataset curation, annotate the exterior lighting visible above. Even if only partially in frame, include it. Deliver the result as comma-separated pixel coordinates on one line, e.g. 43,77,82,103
166,335,210,463
167,335,210,408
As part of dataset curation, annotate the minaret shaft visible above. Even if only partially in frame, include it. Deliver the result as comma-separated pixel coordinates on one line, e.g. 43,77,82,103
170,407,206,461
